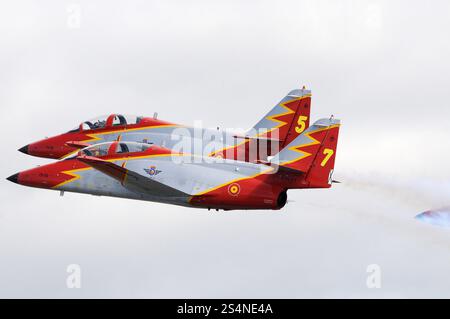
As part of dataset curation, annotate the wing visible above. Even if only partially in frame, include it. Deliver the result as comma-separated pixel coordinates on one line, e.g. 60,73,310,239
76,155,188,198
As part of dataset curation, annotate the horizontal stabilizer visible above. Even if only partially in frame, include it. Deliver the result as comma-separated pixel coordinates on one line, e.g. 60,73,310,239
233,135,282,142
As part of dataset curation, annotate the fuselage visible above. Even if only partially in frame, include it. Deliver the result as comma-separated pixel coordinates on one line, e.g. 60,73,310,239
21,115,278,163
8,91,341,211
13,143,298,210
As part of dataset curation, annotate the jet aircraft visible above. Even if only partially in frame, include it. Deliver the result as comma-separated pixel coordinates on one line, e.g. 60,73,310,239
18,88,312,163
8,118,340,210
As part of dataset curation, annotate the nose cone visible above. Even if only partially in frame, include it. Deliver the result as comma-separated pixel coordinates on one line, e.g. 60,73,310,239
7,160,82,189
24,137,76,159
18,145,29,155
6,173,19,184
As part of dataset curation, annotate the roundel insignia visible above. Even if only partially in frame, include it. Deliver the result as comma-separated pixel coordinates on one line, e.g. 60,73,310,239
148,166,156,175
144,165,161,177
228,183,240,196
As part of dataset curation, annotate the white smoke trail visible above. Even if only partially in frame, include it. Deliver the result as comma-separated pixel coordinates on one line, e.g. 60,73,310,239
337,170,450,209
334,170,450,229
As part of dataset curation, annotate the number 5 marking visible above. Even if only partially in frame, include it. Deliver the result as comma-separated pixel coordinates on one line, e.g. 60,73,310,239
295,116,308,134
321,148,334,167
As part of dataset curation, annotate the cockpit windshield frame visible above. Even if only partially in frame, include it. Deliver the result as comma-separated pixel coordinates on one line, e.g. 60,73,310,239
62,141,153,160
76,114,144,132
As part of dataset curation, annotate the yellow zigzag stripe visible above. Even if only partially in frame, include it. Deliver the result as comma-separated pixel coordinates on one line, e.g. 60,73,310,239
209,95,310,157
261,94,312,135
52,167,92,188
60,124,182,159
191,167,275,197
53,150,275,198
281,124,340,167
265,103,295,130
52,153,182,189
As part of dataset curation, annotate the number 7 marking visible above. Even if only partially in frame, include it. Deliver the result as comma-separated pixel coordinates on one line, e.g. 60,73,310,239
321,148,334,167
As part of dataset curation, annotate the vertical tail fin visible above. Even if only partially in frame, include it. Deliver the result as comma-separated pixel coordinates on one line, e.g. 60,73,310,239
210,87,312,162
250,87,311,145
270,117,341,188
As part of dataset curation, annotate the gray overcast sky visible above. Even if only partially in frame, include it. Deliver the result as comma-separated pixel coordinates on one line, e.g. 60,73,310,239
1,0,450,298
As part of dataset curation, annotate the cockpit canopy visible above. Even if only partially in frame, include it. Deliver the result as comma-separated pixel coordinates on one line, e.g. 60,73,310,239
68,114,144,132
64,141,153,159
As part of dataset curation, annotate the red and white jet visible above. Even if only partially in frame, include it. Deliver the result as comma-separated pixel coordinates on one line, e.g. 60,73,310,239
18,88,313,163
8,117,340,210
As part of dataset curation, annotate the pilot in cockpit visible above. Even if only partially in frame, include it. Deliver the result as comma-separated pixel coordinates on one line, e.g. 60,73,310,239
92,120,106,129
